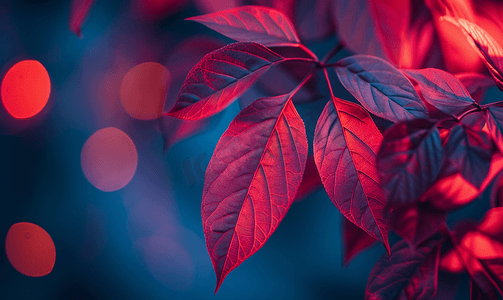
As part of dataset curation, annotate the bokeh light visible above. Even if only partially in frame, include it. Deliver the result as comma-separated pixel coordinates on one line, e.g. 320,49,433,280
120,62,170,120
5,222,56,277
1,60,51,119
81,127,138,192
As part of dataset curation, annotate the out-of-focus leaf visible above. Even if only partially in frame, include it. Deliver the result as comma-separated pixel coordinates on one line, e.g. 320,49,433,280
366,234,443,300
423,153,503,212
332,0,386,60
342,217,377,266
367,0,410,66
486,106,503,154
455,73,495,103
448,208,503,297
186,6,300,47
202,94,307,293
392,201,446,248
378,119,442,206
314,96,390,254
69,0,95,37
167,42,285,120
442,16,503,90
444,124,493,188
490,171,503,208
335,55,428,123
404,68,475,116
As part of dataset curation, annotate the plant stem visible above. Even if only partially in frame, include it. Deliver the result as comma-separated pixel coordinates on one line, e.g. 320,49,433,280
322,68,334,96
298,44,319,61
457,105,482,121
320,41,345,65
482,100,503,109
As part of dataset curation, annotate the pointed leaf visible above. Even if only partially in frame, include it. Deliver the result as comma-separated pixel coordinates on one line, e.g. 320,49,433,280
335,55,428,123
366,234,443,300
442,16,503,90
314,97,390,254
444,124,493,188
378,119,443,206
202,94,308,292
294,155,322,202
403,68,475,116
342,217,377,265
167,42,285,120
186,6,300,47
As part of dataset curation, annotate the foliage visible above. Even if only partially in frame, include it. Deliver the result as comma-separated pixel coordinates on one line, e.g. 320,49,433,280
163,1,503,298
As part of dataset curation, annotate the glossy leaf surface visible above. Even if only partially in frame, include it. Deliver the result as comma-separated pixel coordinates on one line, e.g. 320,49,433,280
404,68,475,116
314,97,390,254
378,119,442,206
366,234,443,300
444,124,493,188
187,6,300,47
168,42,284,120
335,55,428,123
202,94,308,292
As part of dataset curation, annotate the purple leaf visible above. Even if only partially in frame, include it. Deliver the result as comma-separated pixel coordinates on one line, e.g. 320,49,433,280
335,55,428,123
441,16,503,90
392,202,446,248
314,96,390,254
202,94,308,293
444,124,493,188
167,42,285,120
186,6,300,47
378,119,443,206
403,68,475,116
455,73,495,103
366,234,443,300
486,106,503,154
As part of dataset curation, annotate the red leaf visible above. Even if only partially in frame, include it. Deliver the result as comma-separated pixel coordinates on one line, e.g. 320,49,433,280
167,42,285,120
335,55,428,123
423,152,503,212
378,119,443,206
293,155,322,202
448,208,503,297
455,73,495,103
367,0,410,66
392,202,446,248
444,124,493,189
186,6,300,47
69,0,95,37
314,96,390,254
202,94,308,292
342,217,377,265
366,234,443,300
442,16,503,90
403,68,475,116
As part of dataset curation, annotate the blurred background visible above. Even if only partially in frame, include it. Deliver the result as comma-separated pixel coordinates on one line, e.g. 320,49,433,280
0,0,500,299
